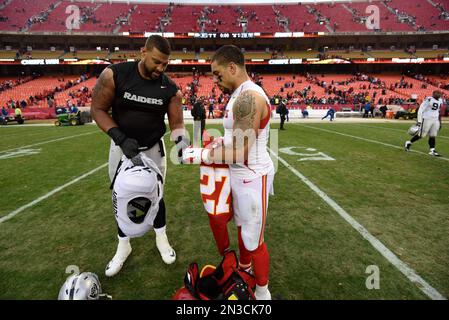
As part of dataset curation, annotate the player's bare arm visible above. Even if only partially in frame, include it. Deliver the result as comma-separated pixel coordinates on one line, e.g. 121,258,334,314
91,68,117,133
167,90,186,136
211,90,266,163
168,90,189,161
233,90,266,131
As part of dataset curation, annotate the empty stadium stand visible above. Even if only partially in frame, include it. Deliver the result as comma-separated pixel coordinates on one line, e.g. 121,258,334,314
273,4,328,33
126,4,167,33
2,0,449,33
164,5,201,33
0,75,80,107
241,5,283,33
203,5,242,33
388,0,449,31
347,1,414,32
0,0,55,32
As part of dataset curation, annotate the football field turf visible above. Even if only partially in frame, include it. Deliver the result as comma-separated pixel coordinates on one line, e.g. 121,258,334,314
0,120,448,300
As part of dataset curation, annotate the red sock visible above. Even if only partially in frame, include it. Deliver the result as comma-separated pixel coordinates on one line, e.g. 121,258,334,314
251,242,270,286
237,227,252,269
208,213,232,256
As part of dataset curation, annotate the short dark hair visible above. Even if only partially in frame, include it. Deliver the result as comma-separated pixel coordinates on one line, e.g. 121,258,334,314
212,45,245,67
145,35,171,55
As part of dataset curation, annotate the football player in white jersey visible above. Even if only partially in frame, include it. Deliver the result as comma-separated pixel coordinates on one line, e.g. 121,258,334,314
183,45,275,300
405,90,443,156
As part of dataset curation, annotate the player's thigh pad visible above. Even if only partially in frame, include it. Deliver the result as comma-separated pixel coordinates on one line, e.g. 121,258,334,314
232,177,266,251
109,140,123,182
109,139,167,183
428,120,440,137
420,120,431,138
143,139,166,181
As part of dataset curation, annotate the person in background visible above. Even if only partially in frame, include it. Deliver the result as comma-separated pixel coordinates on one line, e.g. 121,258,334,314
321,107,335,121
405,90,443,157
278,99,288,130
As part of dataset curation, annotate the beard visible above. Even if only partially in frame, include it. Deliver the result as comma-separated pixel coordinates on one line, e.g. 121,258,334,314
146,68,161,80
149,70,161,79
139,61,161,80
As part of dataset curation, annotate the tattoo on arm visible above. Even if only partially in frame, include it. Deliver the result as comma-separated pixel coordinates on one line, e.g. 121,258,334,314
91,68,117,132
92,69,114,110
233,91,257,130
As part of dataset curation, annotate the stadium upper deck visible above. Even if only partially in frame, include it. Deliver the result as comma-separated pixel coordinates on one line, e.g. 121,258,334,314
1,0,448,34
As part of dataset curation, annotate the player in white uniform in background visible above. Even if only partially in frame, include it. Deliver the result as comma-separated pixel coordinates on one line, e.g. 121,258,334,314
183,45,275,300
405,90,443,156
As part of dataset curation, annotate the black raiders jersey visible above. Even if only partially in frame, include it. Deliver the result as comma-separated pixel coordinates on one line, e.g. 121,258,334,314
108,61,178,148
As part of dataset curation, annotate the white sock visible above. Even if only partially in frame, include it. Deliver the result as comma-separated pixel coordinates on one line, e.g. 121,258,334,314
155,227,168,247
154,227,175,264
154,228,172,251
116,235,131,255
255,284,271,300
256,284,269,294
156,233,170,250
154,226,166,235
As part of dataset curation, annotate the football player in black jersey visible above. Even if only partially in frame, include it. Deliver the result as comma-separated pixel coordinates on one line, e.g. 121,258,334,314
91,35,189,276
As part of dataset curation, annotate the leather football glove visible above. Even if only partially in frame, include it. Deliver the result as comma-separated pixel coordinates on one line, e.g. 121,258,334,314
107,127,140,159
182,147,211,165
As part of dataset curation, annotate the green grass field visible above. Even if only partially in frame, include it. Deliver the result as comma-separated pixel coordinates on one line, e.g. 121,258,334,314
0,120,448,300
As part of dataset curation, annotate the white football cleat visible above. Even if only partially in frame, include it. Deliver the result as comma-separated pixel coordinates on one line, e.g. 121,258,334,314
105,236,132,277
429,149,441,157
255,284,271,300
405,141,412,151
156,233,176,264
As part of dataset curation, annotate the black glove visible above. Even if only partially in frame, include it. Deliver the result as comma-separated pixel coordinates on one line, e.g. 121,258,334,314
174,135,190,164
108,127,140,159
131,154,144,166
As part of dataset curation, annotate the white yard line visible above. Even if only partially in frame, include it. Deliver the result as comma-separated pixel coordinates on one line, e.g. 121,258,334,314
0,163,108,224
0,131,54,139
0,131,170,224
0,131,100,154
269,148,446,300
302,125,449,162
346,123,449,140
0,124,55,127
